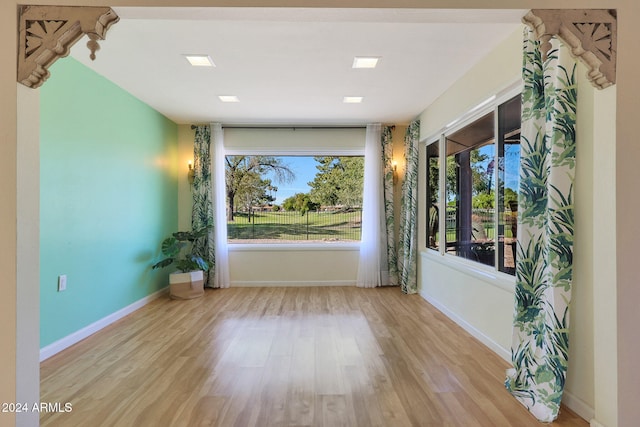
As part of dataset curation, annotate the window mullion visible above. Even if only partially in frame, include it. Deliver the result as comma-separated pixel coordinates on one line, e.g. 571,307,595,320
493,105,500,271
439,133,447,256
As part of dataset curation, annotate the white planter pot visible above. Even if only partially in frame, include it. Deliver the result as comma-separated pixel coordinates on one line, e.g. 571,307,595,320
168,270,204,300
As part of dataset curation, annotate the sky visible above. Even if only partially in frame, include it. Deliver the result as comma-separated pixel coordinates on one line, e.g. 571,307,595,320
477,144,520,192
265,156,320,204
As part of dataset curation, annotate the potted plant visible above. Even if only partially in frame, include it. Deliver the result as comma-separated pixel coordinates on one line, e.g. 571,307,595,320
152,226,212,300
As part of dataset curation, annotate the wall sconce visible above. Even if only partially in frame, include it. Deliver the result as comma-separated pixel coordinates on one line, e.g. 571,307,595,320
188,161,195,185
392,160,398,184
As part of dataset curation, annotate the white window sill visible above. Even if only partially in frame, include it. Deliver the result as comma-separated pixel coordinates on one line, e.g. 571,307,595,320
228,242,360,252
420,249,516,293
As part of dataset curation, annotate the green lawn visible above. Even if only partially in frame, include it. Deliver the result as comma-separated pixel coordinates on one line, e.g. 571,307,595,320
228,210,362,241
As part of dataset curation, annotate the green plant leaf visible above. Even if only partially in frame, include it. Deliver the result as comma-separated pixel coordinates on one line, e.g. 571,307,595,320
152,258,174,270
161,236,183,257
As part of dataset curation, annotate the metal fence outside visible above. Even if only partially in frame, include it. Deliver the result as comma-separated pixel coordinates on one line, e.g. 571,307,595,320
228,209,362,242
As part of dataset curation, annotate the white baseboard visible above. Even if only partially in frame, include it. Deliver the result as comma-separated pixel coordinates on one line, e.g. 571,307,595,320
590,419,606,427
40,287,168,361
561,390,595,422
418,290,595,423
231,280,355,287
419,290,511,362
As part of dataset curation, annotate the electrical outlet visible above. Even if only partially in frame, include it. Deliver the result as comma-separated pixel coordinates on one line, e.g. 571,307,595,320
58,275,67,292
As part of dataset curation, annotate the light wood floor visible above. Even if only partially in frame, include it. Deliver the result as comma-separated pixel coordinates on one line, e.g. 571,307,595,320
41,287,588,427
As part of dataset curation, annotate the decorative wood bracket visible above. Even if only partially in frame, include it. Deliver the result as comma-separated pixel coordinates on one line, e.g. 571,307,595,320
523,9,617,89
18,6,119,89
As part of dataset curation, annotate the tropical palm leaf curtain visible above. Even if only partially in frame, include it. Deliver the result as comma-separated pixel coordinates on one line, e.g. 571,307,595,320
382,125,399,287
191,124,216,287
191,123,230,288
398,119,420,294
505,28,577,422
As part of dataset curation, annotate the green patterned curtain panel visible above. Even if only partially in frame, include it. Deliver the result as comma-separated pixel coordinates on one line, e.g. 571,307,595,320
191,124,216,288
382,126,399,287
398,119,420,294
505,28,577,422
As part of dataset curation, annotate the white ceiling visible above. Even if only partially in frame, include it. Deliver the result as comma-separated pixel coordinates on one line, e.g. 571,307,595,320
70,7,525,126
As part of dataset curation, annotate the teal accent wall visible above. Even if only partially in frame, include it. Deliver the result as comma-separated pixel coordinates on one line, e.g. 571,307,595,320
40,57,178,348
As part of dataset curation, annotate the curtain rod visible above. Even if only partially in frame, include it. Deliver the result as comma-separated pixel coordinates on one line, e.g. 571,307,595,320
190,125,369,130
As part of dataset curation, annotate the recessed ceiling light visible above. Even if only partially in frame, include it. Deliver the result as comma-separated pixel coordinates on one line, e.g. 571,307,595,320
184,54,215,67
343,96,363,104
352,57,380,69
218,95,240,103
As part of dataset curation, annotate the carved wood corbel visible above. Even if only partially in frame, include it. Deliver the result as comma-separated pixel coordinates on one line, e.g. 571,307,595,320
523,9,617,89
18,6,119,89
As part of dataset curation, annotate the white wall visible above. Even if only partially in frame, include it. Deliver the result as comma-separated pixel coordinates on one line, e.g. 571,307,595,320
416,26,616,423
178,125,194,231
16,84,40,427
419,252,516,359
419,28,523,140
567,60,597,420
1,1,17,421
588,68,618,427
229,244,359,286
224,127,366,154
568,60,618,427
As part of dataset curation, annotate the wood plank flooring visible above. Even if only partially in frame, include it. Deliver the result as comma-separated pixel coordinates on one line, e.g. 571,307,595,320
40,287,588,427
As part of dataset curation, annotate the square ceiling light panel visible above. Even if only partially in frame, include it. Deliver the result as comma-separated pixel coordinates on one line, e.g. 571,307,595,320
184,54,215,67
219,95,240,103
352,57,380,69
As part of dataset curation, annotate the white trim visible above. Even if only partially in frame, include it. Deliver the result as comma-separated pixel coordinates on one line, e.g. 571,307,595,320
590,419,606,427
228,242,360,252
39,287,168,361
224,148,364,156
559,391,595,423
420,250,516,293
420,79,523,144
494,79,524,105
222,127,366,155
231,280,355,287
419,290,511,362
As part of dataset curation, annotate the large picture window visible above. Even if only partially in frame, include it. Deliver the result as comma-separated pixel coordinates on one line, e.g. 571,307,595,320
226,155,364,243
427,93,520,275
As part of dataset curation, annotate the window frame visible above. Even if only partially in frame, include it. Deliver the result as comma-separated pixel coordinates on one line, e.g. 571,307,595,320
223,148,365,248
423,84,521,279
425,136,442,251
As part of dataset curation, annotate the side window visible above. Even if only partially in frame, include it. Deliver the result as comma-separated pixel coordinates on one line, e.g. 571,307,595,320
429,94,520,275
